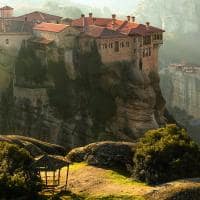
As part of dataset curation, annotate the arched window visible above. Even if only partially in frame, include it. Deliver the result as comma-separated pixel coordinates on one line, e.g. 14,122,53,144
114,41,119,52
139,59,143,71
149,48,151,56
5,39,9,45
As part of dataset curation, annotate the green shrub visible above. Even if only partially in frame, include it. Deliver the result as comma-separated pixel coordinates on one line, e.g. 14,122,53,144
15,45,47,84
133,124,200,185
0,142,42,198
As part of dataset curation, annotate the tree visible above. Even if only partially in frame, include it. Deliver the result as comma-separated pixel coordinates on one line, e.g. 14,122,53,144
0,142,42,198
133,124,200,185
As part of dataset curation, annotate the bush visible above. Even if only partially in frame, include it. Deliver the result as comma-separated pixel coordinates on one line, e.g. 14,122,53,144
133,124,200,185
0,142,42,198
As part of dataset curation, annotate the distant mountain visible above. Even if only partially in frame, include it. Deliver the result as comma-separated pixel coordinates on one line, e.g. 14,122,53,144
135,0,200,34
3,0,140,17
135,0,200,65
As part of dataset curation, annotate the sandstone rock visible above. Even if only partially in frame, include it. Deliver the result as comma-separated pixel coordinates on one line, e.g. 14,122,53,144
0,135,66,157
67,141,136,172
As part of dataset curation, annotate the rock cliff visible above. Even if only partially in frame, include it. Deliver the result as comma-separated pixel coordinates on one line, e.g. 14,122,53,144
0,42,167,149
160,66,200,140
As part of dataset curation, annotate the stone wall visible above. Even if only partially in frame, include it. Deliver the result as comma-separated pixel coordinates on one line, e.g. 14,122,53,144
0,33,31,52
97,37,134,64
13,86,49,107
0,33,31,95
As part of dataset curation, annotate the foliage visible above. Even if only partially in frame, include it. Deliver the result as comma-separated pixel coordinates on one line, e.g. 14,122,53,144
77,42,116,128
133,124,200,185
0,142,42,198
15,45,47,85
48,60,77,119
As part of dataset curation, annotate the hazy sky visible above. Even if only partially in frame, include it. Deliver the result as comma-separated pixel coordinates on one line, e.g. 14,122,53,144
72,0,140,12
2,0,140,14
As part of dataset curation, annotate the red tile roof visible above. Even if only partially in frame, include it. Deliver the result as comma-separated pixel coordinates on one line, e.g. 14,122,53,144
85,25,126,38
72,17,112,27
0,6,13,10
33,22,68,33
72,16,165,37
14,11,62,22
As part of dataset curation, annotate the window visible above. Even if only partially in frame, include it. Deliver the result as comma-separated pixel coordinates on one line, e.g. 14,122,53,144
145,48,148,57
5,39,9,45
149,48,151,56
114,41,119,52
105,43,107,49
139,59,143,71
126,42,130,47
109,43,113,48
120,42,124,48
134,49,137,55
133,38,137,43
143,49,145,57
143,36,151,45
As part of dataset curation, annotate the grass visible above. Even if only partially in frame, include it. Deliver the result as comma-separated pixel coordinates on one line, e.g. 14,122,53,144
46,163,147,200
52,192,145,200
105,170,146,187
85,195,145,200
69,162,87,172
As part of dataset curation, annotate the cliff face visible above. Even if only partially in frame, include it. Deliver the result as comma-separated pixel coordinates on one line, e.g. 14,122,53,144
160,67,200,140
0,43,167,149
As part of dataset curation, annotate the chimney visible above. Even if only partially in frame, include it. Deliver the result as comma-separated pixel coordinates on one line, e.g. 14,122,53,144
112,14,116,20
81,14,86,31
146,22,150,29
132,16,136,23
127,16,131,22
89,13,93,18
112,14,116,28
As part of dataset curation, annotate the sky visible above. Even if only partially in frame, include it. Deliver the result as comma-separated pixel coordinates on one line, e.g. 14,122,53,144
1,0,140,14
72,0,140,12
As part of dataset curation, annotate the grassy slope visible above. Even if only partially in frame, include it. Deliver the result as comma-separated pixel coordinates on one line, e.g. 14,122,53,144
57,163,150,199
51,163,200,200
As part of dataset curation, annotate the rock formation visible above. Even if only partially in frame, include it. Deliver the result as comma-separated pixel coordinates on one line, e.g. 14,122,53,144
160,65,200,140
0,135,66,157
0,41,167,149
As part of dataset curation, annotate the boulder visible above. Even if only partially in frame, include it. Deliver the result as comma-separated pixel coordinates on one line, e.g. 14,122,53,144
67,141,136,172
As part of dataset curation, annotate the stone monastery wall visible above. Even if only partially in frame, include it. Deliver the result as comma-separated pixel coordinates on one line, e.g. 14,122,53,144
0,33,31,52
